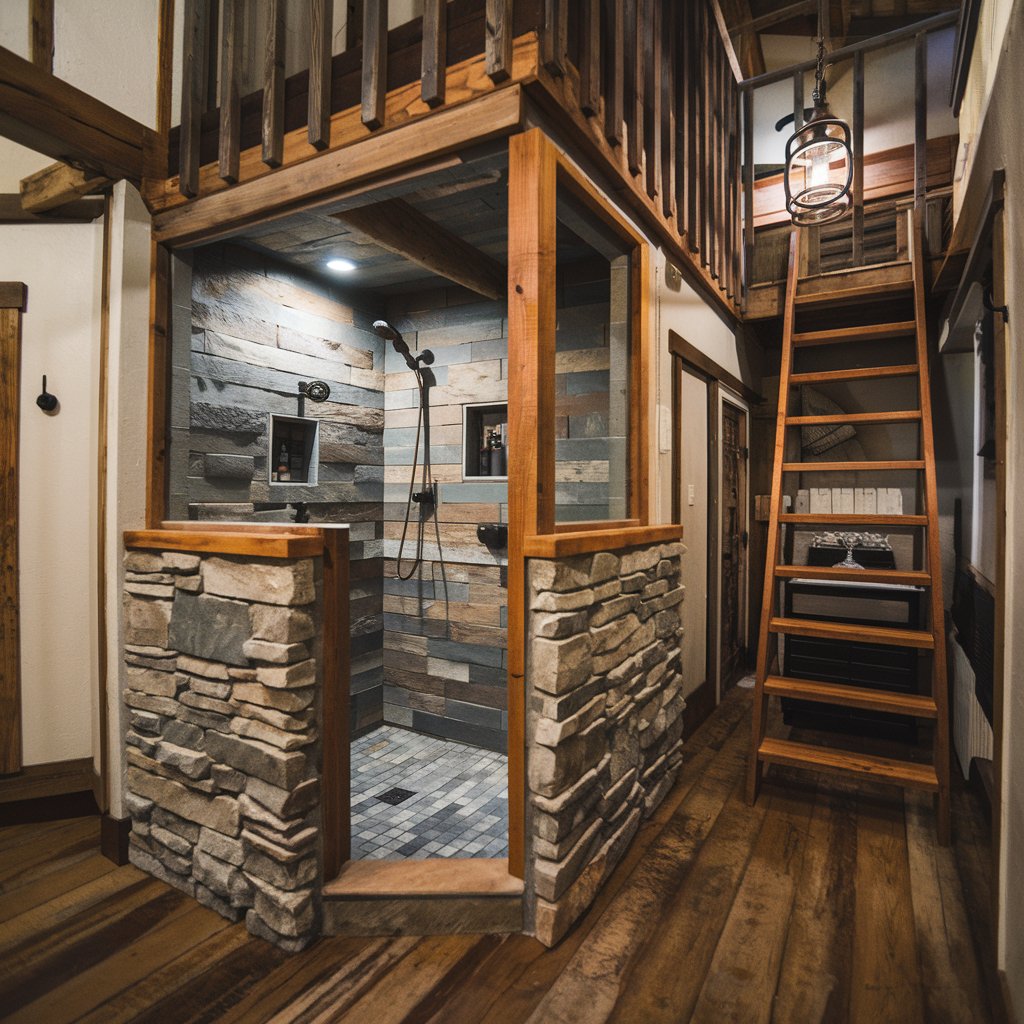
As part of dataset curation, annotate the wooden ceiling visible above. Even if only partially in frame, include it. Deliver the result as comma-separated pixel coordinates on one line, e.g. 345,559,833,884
719,0,962,79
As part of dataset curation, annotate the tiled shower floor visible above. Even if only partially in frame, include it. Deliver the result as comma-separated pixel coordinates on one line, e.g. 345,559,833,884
350,726,508,860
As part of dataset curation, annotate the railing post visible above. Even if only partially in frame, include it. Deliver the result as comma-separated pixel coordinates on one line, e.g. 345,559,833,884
309,0,333,148
485,0,514,84
361,0,387,130
218,0,241,183
742,86,754,306
262,0,286,167
852,50,865,266
179,0,209,198
914,31,928,213
423,0,447,104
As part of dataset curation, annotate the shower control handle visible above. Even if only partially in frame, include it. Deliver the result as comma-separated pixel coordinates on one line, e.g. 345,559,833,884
412,482,437,505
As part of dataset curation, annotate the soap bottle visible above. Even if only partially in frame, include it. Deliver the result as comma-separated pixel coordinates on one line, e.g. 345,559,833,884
489,427,506,477
277,442,291,483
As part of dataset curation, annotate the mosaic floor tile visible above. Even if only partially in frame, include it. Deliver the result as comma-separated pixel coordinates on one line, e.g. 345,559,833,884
350,725,509,860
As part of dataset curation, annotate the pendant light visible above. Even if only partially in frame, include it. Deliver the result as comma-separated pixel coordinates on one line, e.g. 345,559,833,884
784,4,853,226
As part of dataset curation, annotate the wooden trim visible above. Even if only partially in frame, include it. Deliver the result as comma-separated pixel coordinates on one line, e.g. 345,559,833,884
0,194,104,224
151,81,526,246
709,0,744,82
19,163,110,215
681,677,715,740
100,814,131,865
30,0,54,74
668,329,760,404
553,519,639,534
0,758,93,803
123,527,328,558
321,528,349,881
156,0,176,142
145,243,170,527
707,379,721,700
523,524,683,558
324,858,522,897
949,0,982,117
0,298,23,775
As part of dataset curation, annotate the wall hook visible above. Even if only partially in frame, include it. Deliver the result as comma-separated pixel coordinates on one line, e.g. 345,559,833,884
983,286,1009,325
36,375,58,413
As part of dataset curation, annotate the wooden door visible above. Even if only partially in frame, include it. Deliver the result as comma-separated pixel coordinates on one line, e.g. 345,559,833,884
720,400,747,691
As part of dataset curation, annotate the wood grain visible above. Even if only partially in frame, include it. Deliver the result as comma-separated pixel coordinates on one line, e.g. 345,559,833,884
218,0,242,182
309,0,333,148
29,0,53,73
422,0,448,104
261,0,286,167
763,676,938,718
485,0,513,83
179,0,208,197
759,739,939,791
361,0,387,130
523,525,682,558
19,163,110,214
123,528,327,558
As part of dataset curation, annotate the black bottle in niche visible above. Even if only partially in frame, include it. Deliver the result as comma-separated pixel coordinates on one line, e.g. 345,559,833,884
488,427,506,477
275,441,291,482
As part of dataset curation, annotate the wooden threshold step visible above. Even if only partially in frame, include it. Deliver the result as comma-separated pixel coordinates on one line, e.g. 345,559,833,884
785,410,921,427
773,565,931,586
758,737,939,790
795,278,912,308
763,675,938,718
791,321,917,347
790,364,918,384
769,616,935,649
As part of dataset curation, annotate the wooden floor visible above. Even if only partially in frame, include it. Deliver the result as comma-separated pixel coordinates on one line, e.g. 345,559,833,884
0,689,1002,1024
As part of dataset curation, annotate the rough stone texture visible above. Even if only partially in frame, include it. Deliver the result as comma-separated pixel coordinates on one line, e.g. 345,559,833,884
124,549,324,951
525,541,686,947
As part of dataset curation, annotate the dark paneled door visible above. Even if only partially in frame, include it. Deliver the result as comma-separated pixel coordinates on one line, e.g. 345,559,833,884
720,400,747,692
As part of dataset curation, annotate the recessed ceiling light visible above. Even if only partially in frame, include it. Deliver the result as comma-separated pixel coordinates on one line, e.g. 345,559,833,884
326,258,356,273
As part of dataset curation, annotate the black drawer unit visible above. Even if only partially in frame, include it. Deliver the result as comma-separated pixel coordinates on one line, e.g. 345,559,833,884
781,571,926,741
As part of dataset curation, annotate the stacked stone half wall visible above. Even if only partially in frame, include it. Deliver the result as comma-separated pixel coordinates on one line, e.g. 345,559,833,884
122,549,324,951
525,541,686,946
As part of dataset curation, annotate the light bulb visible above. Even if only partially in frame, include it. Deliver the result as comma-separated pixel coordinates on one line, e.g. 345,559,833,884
808,148,830,188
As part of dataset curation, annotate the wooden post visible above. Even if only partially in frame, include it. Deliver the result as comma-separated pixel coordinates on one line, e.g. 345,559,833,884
309,0,333,148
603,0,624,147
624,0,641,175
914,31,927,215
0,283,26,776
579,0,601,114
422,0,447,105
30,0,54,74
852,50,865,265
179,0,209,198
742,87,754,304
218,0,242,182
541,0,566,76
660,0,674,219
643,0,660,201
361,0,387,130
486,0,513,84
262,0,286,167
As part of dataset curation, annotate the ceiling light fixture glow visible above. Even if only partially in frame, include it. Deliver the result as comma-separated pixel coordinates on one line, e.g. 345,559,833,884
326,258,357,273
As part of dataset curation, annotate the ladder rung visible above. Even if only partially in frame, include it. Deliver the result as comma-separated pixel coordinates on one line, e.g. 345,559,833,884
769,616,935,649
790,364,919,385
779,513,929,526
757,737,939,790
773,565,931,586
785,411,921,427
782,460,925,473
795,279,913,308
763,675,938,718
791,321,918,347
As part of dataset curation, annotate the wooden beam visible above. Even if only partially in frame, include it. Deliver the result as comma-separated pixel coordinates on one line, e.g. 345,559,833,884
709,0,745,82
0,291,24,774
0,46,154,184
422,0,447,105
218,0,242,182
361,0,387,130
333,197,506,300
309,0,333,148
19,162,109,214
0,193,103,223
30,0,54,74
262,0,286,167
486,0,513,83
179,0,208,196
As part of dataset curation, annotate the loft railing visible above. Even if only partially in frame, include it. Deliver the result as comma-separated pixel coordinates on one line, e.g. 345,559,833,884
739,9,959,302
167,0,744,311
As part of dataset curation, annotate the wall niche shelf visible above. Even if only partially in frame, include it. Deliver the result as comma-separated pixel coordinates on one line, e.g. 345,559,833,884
463,402,508,481
269,414,319,486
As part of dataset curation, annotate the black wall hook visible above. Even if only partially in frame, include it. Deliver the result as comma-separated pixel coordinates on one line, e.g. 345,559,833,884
984,286,1009,325
36,375,58,413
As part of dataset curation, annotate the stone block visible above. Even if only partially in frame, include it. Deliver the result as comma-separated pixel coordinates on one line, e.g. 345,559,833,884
180,691,233,716
125,649,179,672
534,694,606,749
620,546,663,575
193,849,253,906
256,660,316,690
244,847,318,891
204,731,308,790
532,818,604,903
125,582,176,599
195,883,244,922
610,721,641,782
242,828,310,865
592,579,622,601
169,591,251,667
641,579,670,600
175,575,203,594
202,557,314,607
177,706,231,731
125,691,180,717
242,639,310,665
532,610,588,640
249,604,316,644
164,552,202,573
531,588,595,613
249,876,314,937
589,594,639,629
124,792,154,820
152,807,200,843
127,767,240,836
531,634,593,696
155,741,213,780
230,717,315,751
128,709,166,736
592,613,641,655
189,677,232,700
245,777,319,820
211,764,247,793
204,453,256,481
177,655,231,680
124,552,166,574
127,731,159,757
238,794,307,836
620,571,648,593
150,824,194,858
529,557,593,594
656,558,676,579
590,552,620,584
234,702,314,733
124,595,172,648
232,683,314,713
529,719,607,799
129,844,196,896
125,666,180,698
591,620,656,675
246,822,317,853
244,909,314,953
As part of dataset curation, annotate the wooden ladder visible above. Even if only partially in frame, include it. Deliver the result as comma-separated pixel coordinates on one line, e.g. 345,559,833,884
747,211,951,844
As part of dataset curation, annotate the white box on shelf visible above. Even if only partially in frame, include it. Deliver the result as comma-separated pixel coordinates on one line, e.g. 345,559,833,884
810,488,832,513
795,489,810,514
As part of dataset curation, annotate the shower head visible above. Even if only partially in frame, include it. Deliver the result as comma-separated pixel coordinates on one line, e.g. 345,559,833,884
373,319,422,372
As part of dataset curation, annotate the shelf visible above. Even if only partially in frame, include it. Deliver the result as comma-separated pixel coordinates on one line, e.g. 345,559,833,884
269,414,319,486
464,402,508,480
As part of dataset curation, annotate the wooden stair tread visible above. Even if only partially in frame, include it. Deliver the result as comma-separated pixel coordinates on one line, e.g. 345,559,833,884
782,459,925,473
785,410,921,426
763,675,938,717
790,363,919,384
773,565,931,586
791,321,918,346
769,616,935,649
794,278,913,308
779,513,928,526
757,737,939,790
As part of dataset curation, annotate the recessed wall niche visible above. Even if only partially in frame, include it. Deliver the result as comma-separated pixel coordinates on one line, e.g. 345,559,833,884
269,414,319,485
463,402,508,480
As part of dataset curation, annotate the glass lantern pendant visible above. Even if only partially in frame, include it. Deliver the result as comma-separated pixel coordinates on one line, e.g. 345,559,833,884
784,37,853,226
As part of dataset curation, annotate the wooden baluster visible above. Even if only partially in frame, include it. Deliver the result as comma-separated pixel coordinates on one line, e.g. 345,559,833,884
705,15,717,277
309,0,333,148
262,0,286,167
218,0,241,182
674,0,687,237
643,0,660,200
542,0,566,76
423,0,446,105
733,74,742,300
660,0,674,219
579,0,601,115
603,0,624,146
179,0,209,198
914,31,927,213
486,0,513,84
346,0,364,49
686,0,699,252
30,0,54,73
852,49,864,265
362,0,387,130
625,0,642,175
698,2,710,262
204,0,220,112
742,87,754,303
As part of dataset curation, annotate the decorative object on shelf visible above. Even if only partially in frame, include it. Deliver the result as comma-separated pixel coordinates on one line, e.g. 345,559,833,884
811,530,892,569
488,427,506,477
35,375,58,413
269,414,319,485
784,1,853,226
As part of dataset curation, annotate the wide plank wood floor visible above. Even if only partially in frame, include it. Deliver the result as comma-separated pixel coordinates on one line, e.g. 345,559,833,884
0,689,1001,1023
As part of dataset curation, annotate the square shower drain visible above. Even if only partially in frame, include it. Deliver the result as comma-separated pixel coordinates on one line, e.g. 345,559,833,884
376,787,416,806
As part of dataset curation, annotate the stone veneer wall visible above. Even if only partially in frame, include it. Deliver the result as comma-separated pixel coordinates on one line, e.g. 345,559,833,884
122,548,325,951
525,540,686,946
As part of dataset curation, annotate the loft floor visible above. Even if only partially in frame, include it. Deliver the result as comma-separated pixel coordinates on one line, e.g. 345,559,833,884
0,689,999,1023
